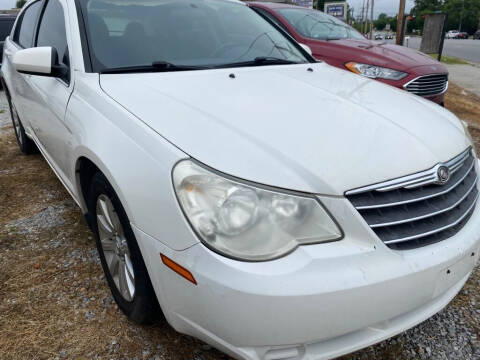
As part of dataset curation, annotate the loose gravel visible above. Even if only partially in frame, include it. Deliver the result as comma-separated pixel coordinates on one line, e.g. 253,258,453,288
1,86,480,360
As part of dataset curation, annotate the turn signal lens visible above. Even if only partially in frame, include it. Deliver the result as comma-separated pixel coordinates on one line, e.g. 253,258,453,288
160,254,197,285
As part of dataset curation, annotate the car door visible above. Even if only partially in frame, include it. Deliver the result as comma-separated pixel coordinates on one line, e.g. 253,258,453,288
26,0,75,187
3,1,43,134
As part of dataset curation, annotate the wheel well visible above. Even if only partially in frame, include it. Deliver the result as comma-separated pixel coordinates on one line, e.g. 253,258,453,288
77,157,101,216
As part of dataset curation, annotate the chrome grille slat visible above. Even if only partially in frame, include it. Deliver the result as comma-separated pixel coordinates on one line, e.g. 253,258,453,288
355,157,474,209
383,191,478,245
347,147,471,196
404,73,448,97
346,148,478,250
370,175,478,228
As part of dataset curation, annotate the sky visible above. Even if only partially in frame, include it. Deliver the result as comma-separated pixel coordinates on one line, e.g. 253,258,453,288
348,0,415,18
0,0,14,10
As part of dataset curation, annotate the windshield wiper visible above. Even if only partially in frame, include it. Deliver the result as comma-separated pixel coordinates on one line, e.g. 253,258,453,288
101,61,210,74
214,57,301,69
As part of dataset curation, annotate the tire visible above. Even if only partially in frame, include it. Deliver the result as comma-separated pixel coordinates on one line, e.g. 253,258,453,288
87,172,159,324
9,100,37,155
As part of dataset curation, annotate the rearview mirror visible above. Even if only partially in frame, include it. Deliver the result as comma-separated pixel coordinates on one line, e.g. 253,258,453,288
299,43,313,56
13,47,68,78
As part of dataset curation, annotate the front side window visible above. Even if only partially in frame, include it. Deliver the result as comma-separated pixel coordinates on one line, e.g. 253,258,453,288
79,0,309,72
36,0,70,82
278,8,364,41
13,1,42,48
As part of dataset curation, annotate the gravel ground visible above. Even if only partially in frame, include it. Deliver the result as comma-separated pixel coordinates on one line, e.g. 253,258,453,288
1,85,480,360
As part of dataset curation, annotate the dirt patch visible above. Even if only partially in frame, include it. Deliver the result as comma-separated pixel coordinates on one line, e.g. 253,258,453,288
445,83,480,128
1,87,480,360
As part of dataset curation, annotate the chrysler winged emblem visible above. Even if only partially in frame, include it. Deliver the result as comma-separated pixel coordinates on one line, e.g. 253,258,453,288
436,166,450,184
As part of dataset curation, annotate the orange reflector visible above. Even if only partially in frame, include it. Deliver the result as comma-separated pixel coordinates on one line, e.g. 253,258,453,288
160,254,197,285
345,62,360,74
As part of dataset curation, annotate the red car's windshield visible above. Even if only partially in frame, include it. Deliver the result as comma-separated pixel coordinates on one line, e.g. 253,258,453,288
278,8,364,41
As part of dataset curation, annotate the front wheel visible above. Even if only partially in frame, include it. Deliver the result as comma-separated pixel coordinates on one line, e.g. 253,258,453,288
88,172,159,324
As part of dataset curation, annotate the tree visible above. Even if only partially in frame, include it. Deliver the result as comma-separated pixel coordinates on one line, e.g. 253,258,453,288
315,0,326,11
444,0,480,34
16,0,27,8
374,13,388,30
410,0,480,34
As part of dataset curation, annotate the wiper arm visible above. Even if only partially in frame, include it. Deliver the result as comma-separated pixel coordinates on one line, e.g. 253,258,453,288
214,57,300,69
253,57,300,64
101,61,210,74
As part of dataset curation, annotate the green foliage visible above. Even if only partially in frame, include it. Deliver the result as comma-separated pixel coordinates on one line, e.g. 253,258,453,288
16,0,27,8
410,0,480,34
374,13,397,31
315,0,326,10
444,0,480,34
428,53,470,64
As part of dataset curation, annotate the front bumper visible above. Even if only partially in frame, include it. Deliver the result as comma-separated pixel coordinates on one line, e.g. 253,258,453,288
133,184,480,360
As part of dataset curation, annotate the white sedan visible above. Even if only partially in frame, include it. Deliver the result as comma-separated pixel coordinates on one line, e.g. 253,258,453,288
2,0,479,359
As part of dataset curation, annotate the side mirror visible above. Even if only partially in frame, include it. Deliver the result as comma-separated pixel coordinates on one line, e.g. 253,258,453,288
299,43,313,56
13,46,68,78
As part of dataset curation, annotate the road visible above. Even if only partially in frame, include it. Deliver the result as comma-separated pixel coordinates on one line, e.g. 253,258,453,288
386,37,480,63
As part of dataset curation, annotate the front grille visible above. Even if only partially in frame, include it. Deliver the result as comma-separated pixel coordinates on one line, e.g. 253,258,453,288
404,74,448,97
346,148,478,250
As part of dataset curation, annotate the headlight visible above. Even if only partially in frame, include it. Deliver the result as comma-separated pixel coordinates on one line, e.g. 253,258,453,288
173,160,342,261
345,62,408,80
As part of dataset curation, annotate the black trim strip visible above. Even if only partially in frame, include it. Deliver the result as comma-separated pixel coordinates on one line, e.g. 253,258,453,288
73,0,93,72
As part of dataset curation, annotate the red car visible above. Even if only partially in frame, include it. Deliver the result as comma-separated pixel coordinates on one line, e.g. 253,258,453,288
249,2,448,105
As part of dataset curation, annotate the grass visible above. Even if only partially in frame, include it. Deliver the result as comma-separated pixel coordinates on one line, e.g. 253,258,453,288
428,53,469,65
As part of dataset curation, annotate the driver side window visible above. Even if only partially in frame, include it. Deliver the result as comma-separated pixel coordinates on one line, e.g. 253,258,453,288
36,0,70,84
13,1,42,48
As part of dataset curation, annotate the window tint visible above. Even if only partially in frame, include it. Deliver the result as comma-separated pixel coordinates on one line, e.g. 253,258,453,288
0,19,15,41
37,0,69,69
14,1,42,48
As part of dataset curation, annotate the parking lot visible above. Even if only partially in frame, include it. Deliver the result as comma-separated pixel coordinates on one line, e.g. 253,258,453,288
1,84,480,360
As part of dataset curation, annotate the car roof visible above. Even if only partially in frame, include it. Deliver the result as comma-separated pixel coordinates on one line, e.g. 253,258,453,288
248,2,306,10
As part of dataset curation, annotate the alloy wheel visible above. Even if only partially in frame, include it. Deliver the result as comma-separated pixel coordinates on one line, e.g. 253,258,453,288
96,194,135,301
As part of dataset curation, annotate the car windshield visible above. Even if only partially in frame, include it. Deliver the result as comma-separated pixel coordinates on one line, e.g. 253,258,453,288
277,8,364,41
79,0,309,72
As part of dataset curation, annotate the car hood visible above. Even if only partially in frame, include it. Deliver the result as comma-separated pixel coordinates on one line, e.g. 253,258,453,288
100,62,469,195
325,38,447,72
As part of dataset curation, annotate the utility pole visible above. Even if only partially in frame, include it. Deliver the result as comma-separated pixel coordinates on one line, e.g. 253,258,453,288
364,0,369,34
396,0,406,45
458,0,465,32
369,0,374,40
361,0,365,26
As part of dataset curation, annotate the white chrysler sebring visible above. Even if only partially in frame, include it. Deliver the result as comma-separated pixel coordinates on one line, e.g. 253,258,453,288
2,0,480,359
